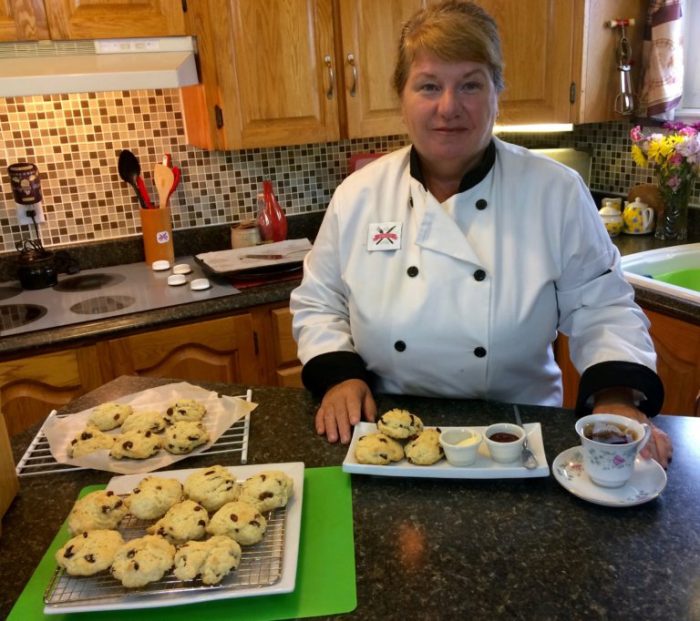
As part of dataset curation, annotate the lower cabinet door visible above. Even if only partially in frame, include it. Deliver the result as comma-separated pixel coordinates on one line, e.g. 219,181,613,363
106,314,262,386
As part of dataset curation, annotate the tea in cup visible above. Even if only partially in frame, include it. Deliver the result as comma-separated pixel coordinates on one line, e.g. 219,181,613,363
623,197,655,234
575,414,651,488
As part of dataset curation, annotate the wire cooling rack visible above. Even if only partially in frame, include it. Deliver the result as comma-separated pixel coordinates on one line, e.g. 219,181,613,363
44,505,285,608
16,390,253,477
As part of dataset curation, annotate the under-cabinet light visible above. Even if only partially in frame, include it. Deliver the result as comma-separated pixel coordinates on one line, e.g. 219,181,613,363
494,123,574,133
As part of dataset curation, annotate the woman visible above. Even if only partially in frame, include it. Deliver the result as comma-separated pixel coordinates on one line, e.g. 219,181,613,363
290,1,671,465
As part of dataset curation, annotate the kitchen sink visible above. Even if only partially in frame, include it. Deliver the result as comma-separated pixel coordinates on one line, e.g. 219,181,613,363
621,243,700,304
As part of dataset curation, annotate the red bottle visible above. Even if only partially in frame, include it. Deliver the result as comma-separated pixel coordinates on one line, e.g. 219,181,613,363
257,181,287,242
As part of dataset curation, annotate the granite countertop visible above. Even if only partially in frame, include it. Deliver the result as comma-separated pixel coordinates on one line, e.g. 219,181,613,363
1,210,699,360
2,375,699,620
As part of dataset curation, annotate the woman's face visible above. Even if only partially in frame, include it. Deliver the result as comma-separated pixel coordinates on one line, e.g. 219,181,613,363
401,50,498,176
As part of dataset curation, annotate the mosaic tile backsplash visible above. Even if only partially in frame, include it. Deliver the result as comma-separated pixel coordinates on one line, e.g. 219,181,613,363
1,88,698,255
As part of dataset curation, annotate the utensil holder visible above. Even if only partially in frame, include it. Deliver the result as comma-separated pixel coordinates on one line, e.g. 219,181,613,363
140,206,175,265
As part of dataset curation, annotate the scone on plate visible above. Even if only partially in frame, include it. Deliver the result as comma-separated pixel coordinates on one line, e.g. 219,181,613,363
207,500,267,545
238,470,294,512
88,402,133,431
355,432,404,465
126,475,184,520
405,428,443,465
376,409,424,439
55,529,124,576
183,465,239,512
164,399,207,424
147,499,209,544
67,425,115,458
120,410,167,434
110,535,175,588
173,535,242,585
163,421,209,455
110,429,162,460
67,490,128,535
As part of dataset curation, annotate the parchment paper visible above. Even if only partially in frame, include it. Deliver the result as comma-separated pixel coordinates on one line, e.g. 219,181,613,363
42,382,257,475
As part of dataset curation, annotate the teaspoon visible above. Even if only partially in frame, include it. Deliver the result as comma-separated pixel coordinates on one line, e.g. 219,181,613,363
513,404,538,469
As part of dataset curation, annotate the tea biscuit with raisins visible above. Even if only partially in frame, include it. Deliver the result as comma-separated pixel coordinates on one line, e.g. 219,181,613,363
121,410,167,434
164,399,207,424
183,465,239,512
376,409,424,440
88,402,133,431
147,499,209,544
111,535,175,588
207,500,267,545
355,432,404,465
110,429,162,460
67,425,115,458
173,535,242,585
56,529,124,576
126,476,184,520
238,470,294,512
67,490,128,535
404,428,443,465
163,421,209,455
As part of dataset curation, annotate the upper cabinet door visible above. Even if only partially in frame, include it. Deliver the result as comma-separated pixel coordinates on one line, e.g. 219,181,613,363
218,0,340,149
483,0,575,124
43,0,186,39
0,0,49,40
339,0,425,139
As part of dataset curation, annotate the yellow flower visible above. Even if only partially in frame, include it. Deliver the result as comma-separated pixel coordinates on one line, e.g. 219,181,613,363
631,144,647,167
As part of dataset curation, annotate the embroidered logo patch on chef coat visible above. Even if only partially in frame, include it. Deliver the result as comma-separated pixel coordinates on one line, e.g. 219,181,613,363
368,222,402,250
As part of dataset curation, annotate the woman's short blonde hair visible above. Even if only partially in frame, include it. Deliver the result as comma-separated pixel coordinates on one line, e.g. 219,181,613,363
393,0,504,96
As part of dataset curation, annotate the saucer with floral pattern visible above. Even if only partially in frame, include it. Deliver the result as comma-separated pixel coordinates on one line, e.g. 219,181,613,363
553,446,667,507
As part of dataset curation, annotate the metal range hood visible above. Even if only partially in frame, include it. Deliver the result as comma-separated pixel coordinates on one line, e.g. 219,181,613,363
0,37,199,98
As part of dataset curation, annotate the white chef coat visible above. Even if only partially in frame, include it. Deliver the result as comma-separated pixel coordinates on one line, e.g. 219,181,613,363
290,138,656,407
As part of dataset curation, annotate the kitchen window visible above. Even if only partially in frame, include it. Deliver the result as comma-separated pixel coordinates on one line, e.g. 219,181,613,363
678,0,699,117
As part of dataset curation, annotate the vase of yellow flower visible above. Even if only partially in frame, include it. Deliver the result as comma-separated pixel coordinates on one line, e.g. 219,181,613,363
630,122,699,241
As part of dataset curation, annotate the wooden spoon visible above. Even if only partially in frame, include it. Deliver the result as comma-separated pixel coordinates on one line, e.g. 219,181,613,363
154,163,175,210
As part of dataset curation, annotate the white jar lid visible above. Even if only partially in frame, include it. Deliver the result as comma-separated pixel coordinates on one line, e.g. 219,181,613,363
190,278,211,291
173,263,192,275
152,260,171,271
167,274,187,286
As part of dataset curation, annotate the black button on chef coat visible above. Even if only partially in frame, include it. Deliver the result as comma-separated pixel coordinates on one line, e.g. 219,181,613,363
474,269,486,281
475,199,488,210
474,346,487,358
395,341,406,352
407,266,419,277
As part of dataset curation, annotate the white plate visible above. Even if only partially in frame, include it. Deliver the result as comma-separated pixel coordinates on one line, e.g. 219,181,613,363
553,446,667,507
44,462,304,614
342,422,549,478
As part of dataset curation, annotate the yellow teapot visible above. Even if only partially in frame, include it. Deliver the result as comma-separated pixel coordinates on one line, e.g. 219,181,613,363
623,197,655,234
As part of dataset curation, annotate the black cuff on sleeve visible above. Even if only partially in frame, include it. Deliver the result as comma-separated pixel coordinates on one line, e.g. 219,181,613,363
575,360,665,417
301,351,373,397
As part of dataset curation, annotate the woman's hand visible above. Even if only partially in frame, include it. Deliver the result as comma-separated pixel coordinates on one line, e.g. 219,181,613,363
592,389,673,468
315,379,377,444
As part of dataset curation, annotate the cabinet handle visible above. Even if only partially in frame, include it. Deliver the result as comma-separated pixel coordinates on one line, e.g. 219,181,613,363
347,53,357,97
324,55,335,99
215,105,224,129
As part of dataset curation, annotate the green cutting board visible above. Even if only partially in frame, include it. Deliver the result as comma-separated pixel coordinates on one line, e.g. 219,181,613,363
9,466,356,620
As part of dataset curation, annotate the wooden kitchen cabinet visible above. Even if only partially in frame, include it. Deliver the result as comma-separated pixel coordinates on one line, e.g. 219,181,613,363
105,314,262,387
556,308,700,416
270,307,303,388
487,0,646,125
0,345,109,436
1,0,185,41
183,0,645,149
181,0,425,150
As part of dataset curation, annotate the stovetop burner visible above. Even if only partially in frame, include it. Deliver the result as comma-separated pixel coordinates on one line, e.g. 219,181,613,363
54,273,126,292
70,295,136,315
0,284,23,302
0,303,48,331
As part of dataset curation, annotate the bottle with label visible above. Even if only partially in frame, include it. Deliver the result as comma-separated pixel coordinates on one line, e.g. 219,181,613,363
256,181,287,242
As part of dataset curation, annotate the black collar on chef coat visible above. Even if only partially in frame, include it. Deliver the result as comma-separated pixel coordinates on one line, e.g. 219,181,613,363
409,139,496,194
